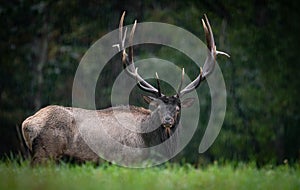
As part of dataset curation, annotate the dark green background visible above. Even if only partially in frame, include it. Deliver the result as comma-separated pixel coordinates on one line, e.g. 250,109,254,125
0,0,299,165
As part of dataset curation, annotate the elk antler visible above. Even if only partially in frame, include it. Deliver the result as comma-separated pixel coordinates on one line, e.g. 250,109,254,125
114,11,163,97
177,14,230,97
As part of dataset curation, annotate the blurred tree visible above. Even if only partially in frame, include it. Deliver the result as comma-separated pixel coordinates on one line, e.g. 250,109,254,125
0,0,299,165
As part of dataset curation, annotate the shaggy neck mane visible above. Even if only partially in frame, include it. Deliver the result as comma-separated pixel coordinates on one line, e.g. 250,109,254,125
100,105,179,157
141,109,179,157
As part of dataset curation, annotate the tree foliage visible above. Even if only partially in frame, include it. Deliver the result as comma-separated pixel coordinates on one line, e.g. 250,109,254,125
0,0,299,165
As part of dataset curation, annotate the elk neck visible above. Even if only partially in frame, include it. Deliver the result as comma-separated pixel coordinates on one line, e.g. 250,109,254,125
140,108,178,147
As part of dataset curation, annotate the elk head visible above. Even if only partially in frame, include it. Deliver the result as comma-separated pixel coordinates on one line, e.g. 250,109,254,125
114,12,229,136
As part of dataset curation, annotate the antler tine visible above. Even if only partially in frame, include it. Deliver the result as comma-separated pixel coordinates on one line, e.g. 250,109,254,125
119,11,126,48
179,67,203,96
155,72,162,97
201,14,217,78
127,20,137,72
135,68,160,93
203,14,230,59
116,12,163,97
176,68,185,96
178,14,229,97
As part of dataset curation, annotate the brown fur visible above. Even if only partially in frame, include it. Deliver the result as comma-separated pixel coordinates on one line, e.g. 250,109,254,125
22,105,178,165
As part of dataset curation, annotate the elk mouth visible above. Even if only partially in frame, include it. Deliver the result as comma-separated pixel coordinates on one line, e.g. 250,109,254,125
163,124,173,137
162,124,173,128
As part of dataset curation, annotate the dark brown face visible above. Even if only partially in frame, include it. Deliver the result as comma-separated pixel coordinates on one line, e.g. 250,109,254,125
143,95,195,132
155,96,181,129
143,95,181,137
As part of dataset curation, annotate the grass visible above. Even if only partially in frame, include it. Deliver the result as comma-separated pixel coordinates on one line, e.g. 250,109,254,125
0,160,299,190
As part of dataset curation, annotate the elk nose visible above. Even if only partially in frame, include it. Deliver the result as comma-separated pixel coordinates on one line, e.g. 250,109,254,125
164,116,174,124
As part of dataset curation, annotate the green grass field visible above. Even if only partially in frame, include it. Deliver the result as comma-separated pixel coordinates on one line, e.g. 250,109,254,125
0,160,299,190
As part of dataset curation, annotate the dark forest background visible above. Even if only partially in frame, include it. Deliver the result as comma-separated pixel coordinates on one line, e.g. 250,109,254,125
0,0,299,165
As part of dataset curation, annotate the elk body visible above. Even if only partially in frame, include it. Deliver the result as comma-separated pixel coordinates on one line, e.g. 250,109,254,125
22,12,229,166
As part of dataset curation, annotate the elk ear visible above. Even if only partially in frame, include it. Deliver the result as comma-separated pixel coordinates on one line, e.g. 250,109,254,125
181,98,195,108
142,95,157,105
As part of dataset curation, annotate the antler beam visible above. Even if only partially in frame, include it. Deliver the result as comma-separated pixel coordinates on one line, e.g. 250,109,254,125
115,11,163,97
178,14,229,97
114,12,229,98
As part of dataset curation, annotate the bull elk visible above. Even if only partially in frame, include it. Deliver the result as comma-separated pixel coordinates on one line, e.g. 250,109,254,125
22,12,229,166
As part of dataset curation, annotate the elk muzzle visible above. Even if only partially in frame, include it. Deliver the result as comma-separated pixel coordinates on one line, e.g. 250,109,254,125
162,115,175,128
